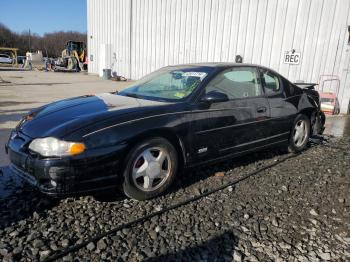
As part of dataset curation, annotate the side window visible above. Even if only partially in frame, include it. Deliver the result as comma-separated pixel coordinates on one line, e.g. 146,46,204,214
206,68,262,99
262,71,281,95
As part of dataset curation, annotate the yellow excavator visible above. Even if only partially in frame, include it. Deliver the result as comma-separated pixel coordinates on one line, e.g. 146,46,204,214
55,41,87,72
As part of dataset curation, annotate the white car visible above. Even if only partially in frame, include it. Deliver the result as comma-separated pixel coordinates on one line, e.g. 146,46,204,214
0,54,12,64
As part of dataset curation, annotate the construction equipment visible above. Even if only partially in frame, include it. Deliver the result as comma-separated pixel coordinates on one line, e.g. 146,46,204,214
55,41,87,72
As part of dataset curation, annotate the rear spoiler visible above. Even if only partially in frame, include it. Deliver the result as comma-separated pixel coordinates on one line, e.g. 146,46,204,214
294,83,318,90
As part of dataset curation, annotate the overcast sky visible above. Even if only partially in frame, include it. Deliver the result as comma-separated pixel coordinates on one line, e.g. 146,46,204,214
0,0,87,35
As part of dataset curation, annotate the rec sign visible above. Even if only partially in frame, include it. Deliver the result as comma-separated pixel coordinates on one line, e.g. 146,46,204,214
284,50,301,65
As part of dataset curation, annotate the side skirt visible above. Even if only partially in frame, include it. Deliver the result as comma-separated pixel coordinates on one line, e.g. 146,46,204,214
186,139,288,168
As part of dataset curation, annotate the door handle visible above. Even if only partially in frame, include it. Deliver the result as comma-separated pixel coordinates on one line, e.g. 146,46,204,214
257,106,267,113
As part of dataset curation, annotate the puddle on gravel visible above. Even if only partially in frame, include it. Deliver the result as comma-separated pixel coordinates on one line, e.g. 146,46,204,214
324,115,350,137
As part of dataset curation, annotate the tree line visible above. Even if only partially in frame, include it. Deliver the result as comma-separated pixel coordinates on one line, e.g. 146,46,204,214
0,23,87,57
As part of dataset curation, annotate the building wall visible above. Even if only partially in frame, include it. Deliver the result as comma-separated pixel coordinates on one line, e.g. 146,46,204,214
87,0,350,113
87,0,131,77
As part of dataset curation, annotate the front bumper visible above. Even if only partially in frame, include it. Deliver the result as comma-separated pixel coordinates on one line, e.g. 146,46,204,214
6,131,126,197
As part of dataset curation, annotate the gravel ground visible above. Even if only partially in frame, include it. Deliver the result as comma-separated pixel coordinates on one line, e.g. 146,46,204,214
0,137,349,262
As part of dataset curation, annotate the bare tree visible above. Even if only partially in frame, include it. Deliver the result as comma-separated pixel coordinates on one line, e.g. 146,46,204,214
0,23,86,57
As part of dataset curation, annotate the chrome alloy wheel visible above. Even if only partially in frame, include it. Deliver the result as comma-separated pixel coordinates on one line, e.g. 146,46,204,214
293,119,308,147
132,147,171,191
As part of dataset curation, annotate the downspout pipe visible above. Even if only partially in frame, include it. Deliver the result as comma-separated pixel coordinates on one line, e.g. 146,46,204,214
129,0,133,80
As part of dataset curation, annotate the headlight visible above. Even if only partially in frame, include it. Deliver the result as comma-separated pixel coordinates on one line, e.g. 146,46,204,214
29,137,85,157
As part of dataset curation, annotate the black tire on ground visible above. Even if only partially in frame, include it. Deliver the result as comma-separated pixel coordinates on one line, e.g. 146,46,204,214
288,114,311,153
123,137,178,200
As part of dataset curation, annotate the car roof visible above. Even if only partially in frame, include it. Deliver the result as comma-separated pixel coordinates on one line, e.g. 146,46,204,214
165,62,285,80
166,62,279,72
167,62,264,67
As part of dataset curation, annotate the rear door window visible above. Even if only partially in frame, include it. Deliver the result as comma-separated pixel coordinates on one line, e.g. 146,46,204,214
262,71,281,96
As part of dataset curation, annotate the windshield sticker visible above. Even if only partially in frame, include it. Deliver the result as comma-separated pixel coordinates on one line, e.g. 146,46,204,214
174,92,186,98
182,72,208,80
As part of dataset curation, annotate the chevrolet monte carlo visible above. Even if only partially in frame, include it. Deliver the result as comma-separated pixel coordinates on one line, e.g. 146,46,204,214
6,63,325,200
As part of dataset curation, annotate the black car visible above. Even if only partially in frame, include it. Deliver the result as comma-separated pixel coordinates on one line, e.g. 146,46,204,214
6,63,325,200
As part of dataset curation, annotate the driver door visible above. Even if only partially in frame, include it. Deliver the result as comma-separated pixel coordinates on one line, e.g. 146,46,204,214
190,66,270,162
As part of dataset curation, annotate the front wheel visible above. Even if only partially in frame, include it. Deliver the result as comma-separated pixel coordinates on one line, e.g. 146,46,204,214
123,137,178,200
288,114,311,153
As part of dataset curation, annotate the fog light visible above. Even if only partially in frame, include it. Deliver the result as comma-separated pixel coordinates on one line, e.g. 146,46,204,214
51,180,57,187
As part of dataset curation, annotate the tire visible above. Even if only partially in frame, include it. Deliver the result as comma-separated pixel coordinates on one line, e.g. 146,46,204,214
123,137,178,200
288,114,311,153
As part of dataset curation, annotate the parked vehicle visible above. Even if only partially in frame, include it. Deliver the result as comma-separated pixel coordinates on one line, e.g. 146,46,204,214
0,54,12,64
6,63,325,200
320,92,340,115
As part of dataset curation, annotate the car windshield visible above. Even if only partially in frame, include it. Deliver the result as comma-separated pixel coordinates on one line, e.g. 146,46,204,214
118,67,214,102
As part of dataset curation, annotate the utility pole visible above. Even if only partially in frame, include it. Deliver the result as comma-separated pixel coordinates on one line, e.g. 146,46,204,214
28,29,31,52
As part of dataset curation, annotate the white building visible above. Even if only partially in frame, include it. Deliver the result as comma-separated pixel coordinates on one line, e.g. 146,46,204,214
87,0,350,113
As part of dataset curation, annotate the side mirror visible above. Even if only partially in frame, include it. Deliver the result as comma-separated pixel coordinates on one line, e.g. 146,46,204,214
201,90,229,104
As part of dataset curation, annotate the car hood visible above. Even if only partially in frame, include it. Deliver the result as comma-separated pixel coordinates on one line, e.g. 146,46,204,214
18,93,170,138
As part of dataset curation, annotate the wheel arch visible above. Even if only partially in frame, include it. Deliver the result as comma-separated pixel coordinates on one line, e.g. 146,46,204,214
123,128,187,169
298,108,316,134
299,107,315,118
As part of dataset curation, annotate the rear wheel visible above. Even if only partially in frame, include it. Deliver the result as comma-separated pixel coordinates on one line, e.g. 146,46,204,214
123,137,178,200
288,114,310,153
